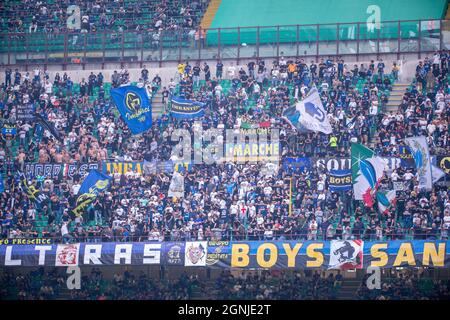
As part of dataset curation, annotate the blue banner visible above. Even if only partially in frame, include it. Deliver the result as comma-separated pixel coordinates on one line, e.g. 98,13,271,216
328,169,352,192
0,241,449,269
282,157,312,173
170,96,205,119
398,145,416,168
111,85,152,134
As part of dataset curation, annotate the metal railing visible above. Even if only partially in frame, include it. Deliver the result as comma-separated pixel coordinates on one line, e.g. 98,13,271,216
2,228,447,244
0,18,449,68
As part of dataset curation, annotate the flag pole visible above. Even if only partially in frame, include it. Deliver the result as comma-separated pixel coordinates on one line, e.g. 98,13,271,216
289,177,293,216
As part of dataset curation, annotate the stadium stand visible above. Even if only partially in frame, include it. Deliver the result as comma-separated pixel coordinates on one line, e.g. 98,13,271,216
0,0,450,302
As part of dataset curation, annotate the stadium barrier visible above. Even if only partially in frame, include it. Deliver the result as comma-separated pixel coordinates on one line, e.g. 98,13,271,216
1,19,449,68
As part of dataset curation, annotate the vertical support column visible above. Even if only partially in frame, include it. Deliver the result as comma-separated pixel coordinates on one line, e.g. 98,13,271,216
296,25,299,57
178,30,182,63
45,33,49,67
237,27,240,65
376,25,380,60
121,31,125,68
218,28,221,60
356,22,360,62
25,34,29,71
198,26,202,61
276,25,280,58
397,20,401,61
140,32,144,68
418,20,421,59
63,32,68,70
7,34,11,66
83,33,87,70
336,23,340,57
159,30,163,67
101,31,106,70
439,19,443,51
316,24,319,62
257,26,260,59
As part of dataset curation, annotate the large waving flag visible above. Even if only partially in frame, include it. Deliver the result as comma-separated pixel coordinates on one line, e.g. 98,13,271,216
432,164,445,183
377,190,397,214
405,136,432,191
111,85,152,135
351,143,385,207
282,87,332,134
18,172,49,208
170,96,205,119
72,170,112,217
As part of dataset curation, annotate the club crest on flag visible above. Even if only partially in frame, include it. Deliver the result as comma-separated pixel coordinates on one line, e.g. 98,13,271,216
125,91,142,114
185,241,207,266
55,244,80,266
329,240,364,270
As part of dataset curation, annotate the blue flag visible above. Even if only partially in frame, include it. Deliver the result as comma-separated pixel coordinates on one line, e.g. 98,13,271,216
170,96,205,119
72,170,112,217
111,85,152,134
79,169,112,195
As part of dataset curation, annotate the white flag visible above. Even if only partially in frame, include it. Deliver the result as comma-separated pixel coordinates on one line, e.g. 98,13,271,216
283,87,332,134
432,164,445,183
405,136,432,191
168,171,185,198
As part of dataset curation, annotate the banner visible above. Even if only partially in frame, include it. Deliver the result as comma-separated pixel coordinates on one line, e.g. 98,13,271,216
405,136,432,191
24,163,99,180
19,172,49,208
224,141,279,162
72,170,112,217
102,161,174,175
170,96,205,119
328,170,352,192
1,241,449,269
16,103,36,122
282,87,332,134
282,157,312,173
111,85,152,135
168,171,185,198
351,143,385,206
397,145,416,168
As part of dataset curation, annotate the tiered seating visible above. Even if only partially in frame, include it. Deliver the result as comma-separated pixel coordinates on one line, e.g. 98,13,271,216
0,0,210,53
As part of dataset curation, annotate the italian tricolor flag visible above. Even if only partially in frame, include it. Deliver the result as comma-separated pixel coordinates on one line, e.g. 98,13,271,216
351,143,386,207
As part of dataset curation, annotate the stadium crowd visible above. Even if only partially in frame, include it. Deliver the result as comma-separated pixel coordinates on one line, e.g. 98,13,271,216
356,269,450,300
1,267,448,300
0,267,200,300
1,0,208,35
0,50,449,243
